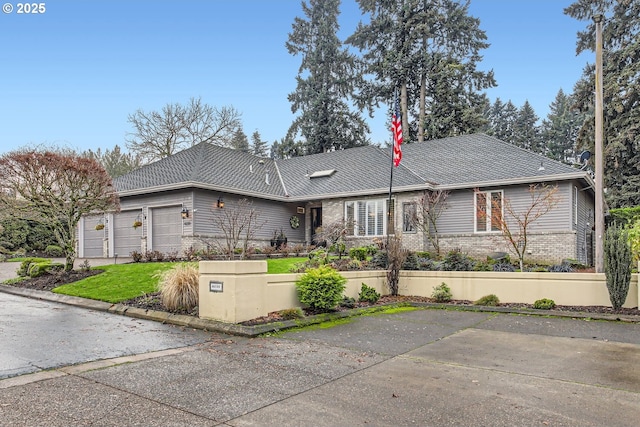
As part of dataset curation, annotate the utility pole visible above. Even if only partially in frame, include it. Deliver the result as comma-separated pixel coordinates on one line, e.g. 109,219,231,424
594,14,604,273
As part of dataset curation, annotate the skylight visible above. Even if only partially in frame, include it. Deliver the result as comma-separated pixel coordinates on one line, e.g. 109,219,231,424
309,169,336,178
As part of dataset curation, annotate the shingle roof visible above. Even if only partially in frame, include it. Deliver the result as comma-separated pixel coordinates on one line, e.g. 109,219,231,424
114,134,590,200
400,134,580,187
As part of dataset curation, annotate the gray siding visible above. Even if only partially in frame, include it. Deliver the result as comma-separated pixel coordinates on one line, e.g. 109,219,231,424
193,190,306,244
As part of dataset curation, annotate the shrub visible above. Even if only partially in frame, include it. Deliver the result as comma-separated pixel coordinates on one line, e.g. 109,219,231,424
548,263,574,273
402,252,420,270
474,294,500,306
295,265,346,311
44,245,63,257
493,262,516,272
349,246,369,261
79,259,91,272
358,283,381,304
278,308,305,320
473,261,492,271
28,261,63,278
340,296,357,308
17,257,48,276
533,298,556,310
431,282,452,302
130,251,143,263
369,251,388,269
441,249,474,271
157,263,199,312
604,224,632,311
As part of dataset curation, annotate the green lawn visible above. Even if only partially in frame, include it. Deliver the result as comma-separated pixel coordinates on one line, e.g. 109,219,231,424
266,257,306,274
53,262,176,303
53,258,306,303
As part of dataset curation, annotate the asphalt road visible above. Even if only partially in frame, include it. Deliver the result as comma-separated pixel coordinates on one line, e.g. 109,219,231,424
0,292,212,379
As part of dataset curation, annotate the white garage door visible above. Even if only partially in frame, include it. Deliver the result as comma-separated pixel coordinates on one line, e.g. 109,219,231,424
82,215,104,258
150,206,182,256
113,210,143,257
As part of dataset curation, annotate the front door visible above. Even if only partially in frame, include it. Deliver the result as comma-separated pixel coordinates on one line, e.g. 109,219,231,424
311,207,323,246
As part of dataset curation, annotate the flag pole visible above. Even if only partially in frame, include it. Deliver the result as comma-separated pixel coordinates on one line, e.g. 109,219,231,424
387,90,397,249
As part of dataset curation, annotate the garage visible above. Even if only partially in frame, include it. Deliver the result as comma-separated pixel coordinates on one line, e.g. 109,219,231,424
81,215,105,258
113,210,143,257
149,206,182,256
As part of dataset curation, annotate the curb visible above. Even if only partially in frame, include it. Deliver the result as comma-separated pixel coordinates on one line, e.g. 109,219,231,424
1,284,638,338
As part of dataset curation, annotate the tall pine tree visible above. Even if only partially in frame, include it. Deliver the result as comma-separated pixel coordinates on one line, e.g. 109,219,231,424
347,0,495,143
566,0,640,208
513,101,541,153
230,127,250,153
540,89,583,163
287,0,370,154
251,131,269,157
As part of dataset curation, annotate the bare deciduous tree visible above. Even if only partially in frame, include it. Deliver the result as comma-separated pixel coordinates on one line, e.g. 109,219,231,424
476,184,561,270
0,150,120,271
126,97,242,163
410,190,450,256
209,199,266,259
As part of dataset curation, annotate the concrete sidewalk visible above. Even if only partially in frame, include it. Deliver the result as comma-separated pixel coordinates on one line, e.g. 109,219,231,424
1,305,639,426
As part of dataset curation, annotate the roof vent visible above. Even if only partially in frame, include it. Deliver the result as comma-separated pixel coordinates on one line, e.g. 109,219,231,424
309,169,336,179
265,172,270,185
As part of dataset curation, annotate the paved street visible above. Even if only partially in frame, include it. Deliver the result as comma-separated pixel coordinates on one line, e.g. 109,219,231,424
0,292,211,379
1,296,639,426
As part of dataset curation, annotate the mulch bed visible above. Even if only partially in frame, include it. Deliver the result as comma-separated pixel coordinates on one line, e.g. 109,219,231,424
7,270,640,326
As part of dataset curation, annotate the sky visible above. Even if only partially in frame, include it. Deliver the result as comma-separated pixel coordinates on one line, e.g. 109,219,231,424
0,0,593,155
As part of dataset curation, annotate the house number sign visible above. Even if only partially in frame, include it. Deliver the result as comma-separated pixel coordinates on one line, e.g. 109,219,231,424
209,281,223,292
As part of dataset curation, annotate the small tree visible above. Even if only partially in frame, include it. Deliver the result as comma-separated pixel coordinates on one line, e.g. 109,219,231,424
0,150,119,271
477,184,560,270
386,236,407,296
210,198,265,259
410,190,449,256
604,224,632,311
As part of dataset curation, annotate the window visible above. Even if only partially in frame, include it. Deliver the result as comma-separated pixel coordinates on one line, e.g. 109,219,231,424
403,202,416,233
475,190,503,232
345,199,394,236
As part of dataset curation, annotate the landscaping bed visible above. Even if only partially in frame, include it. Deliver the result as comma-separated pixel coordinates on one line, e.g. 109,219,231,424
7,270,640,326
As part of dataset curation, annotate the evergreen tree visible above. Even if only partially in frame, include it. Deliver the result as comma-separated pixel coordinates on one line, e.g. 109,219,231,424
513,101,541,153
250,130,269,157
565,0,640,208
347,0,495,143
488,100,519,144
270,138,305,160
230,128,250,153
83,145,142,178
540,89,583,163
287,0,370,154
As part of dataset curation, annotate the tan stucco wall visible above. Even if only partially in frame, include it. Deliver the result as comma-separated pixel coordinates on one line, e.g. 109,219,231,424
199,261,639,324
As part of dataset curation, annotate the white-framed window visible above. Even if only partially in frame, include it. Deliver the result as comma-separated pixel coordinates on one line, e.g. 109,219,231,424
475,190,503,232
345,198,394,236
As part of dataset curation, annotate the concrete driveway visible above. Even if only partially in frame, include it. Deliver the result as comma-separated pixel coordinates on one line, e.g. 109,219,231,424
1,302,638,426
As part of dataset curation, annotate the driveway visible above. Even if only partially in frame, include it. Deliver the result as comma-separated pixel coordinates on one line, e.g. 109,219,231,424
1,302,639,426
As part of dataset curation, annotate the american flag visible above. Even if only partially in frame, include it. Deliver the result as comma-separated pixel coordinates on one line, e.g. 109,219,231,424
391,96,403,167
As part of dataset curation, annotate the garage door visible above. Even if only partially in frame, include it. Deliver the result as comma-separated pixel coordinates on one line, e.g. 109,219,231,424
113,210,143,257
150,206,182,256
82,215,104,258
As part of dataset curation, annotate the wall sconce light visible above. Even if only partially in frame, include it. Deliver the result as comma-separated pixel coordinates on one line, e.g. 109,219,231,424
217,196,225,208
181,207,189,219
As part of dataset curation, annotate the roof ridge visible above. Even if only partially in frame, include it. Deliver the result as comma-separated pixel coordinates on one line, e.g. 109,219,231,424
273,159,289,197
